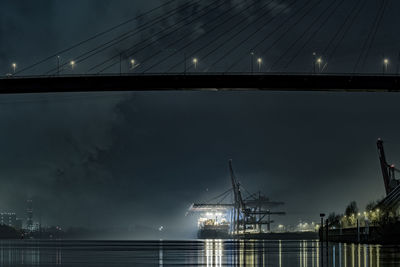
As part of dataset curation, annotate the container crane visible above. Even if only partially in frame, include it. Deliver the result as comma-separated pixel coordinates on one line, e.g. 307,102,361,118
229,160,285,234
377,138,400,195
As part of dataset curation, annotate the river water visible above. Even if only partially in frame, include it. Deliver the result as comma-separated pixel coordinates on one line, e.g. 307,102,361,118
0,240,399,266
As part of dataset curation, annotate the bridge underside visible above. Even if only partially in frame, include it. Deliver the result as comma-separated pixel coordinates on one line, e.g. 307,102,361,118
1,74,400,94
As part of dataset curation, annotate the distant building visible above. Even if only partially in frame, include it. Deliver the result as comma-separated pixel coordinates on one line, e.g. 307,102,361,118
27,222,40,232
14,218,23,230
26,199,33,229
0,213,17,228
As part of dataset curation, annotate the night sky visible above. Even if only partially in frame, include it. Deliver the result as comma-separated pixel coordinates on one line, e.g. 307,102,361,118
1,0,400,239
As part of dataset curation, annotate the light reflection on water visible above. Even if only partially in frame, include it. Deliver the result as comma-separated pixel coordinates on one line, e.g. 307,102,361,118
0,240,399,266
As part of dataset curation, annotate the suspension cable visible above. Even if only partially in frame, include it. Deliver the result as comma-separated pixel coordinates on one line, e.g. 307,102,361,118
46,0,199,75
165,0,276,73
282,0,346,71
269,0,340,71
203,0,298,72
14,0,179,75
225,0,315,72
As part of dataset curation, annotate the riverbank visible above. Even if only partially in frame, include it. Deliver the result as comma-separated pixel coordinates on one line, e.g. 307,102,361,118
320,222,400,244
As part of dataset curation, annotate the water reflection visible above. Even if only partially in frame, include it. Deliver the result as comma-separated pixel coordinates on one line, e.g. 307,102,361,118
205,240,223,267
200,240,398,267
0,240,399,266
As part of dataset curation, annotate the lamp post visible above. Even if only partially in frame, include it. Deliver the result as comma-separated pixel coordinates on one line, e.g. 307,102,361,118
257,58,262,72
317,58,322,73
12,63,17,74
250,51,255,74
70,61,75,71
313,52,317,73
357,213,360,243
57,56,61,76
192,58,198,70
383,58,389,74
130,59,136,71
320,213,325,267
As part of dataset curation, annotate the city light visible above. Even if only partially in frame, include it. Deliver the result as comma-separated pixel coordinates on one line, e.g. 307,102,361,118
70,60,75,70
383,58,389,73
257,58,262,72
57,56,61,75
11,63,17,74
317,57,323,72
192,58,198,70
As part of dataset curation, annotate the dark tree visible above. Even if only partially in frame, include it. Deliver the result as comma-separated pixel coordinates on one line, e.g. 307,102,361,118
327,212,342,228
345,201,358,217
365,201,378,211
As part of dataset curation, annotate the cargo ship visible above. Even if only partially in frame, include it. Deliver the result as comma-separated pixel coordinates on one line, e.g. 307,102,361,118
188,160,320,239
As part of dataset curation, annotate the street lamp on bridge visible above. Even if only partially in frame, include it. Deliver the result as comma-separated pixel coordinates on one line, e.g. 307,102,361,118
383,58,389,74
70,61,76,71
250,51,255,73
192,58,198,70
11,63,17,74
257,58,262,72
317,57,323,73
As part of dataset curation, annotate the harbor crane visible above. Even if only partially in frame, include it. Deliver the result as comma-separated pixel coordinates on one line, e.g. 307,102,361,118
229,160,285,235
377,138,400,195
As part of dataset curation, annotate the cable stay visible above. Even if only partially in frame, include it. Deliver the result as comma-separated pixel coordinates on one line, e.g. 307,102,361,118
360,0,389,72
91,0,225,73
322,0,363,71
14,0,179,75
132,0,246,73
164,0,276,73
45,0,199,75
269,0,340,71
282,0,346,71
196,0,296,72
353,0,387,73
225,0,315,72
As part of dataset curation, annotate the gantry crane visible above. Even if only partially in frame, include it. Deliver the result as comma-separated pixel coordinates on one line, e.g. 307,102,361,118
377,138,400,195
229,160,285,235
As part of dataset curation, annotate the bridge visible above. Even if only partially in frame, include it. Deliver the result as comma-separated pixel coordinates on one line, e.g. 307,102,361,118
2,0,397,93
1,73,400,94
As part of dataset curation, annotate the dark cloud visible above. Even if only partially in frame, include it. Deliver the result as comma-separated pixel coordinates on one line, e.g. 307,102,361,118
1,91,399,238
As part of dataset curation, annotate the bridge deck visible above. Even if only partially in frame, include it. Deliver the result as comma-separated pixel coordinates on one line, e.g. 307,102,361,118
1,73,400,94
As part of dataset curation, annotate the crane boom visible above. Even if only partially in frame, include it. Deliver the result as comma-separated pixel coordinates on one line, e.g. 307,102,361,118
377,138,400,195
229,159,239,205
377,139,391,195
229,160,245,209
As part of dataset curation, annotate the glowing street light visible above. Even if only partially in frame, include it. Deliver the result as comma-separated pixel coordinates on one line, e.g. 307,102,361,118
192,58,198,70
257,58,262,72
130,59,136,70
383,58,389,74
11,63,17,74
316,57,322,72
70,60,75,70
